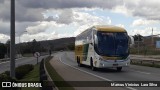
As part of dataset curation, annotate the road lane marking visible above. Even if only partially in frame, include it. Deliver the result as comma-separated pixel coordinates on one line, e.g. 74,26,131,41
66,52,155,76
59,54,137,90
59,56,112,81
130,70,151,75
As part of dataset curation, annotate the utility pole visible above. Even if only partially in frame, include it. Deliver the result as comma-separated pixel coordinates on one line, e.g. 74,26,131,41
10,0,15,78
152,28,153,47
138,34,140,55
19,35,20,43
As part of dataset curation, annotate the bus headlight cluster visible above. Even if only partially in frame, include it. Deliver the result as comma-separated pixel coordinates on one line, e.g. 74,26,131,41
99,57,104,61
126,56,130,61
99,57,102,61
126,62,130,66
100,63,105,67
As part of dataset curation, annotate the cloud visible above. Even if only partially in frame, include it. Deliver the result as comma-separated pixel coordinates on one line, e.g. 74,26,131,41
1,0,160,43
20,9,112,42
0,0,122,22
26,21,65,35
43,8,112,25
112,4,133,16
15,8,44,22
55,9,74,24
72,9,112,36
17,0,122,9
112,0,160,21
116,24,125,28
0,0,4,3
25,8,112,36
15,22,39,36
0,0,44,22
0,20,40,36
1,0,160,23
131,0,160,20
21,32,56,42
0,20,10,35
21,31,73,43
0,0,10,22
0,33,9,43
26,22,49,34
129,27,159,36
132,19,159,27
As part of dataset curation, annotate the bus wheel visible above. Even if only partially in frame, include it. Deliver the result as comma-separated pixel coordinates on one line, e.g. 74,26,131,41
117,67,122,71
90,58,96,71
77,57,82,67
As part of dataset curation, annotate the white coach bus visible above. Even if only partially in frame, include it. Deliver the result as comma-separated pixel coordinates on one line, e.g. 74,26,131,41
75,25,134,71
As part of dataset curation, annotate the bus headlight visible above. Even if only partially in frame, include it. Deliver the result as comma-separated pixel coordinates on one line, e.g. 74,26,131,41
126,62,130,66
99,57,103,61
126,56,130,61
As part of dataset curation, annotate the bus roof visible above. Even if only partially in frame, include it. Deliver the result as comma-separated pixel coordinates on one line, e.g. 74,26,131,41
93,25,126,32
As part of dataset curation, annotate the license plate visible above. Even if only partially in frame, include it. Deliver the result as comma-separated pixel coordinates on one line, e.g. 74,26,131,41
113,64,118,66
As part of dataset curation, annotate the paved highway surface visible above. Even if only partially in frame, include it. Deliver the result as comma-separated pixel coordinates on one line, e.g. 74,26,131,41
0,55,48,73
52,51,160,90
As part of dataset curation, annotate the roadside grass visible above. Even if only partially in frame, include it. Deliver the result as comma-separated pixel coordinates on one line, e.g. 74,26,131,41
131,62,160,68
22,53,33,57
20,64,40,90
45,56,75,90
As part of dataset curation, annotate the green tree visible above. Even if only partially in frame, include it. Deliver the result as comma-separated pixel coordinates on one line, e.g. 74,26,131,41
31,39,42,53
20,42,32,55
67,43,75,50
0,43,7,59
5,40,10,58
133,34,143,41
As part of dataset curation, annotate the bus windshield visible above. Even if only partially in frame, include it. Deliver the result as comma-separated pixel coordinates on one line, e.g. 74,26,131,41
95,31,129,57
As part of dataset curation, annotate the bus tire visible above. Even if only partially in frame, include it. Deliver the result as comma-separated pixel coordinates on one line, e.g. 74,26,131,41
117,67,122,71
76,56,79,63
90,58,96,71
77,57,82,67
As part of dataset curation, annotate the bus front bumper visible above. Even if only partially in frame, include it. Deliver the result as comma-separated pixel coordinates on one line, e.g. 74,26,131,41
98,59,130,68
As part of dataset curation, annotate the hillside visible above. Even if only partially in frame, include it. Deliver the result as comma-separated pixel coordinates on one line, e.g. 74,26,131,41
39,37,75,50
15,37,75,55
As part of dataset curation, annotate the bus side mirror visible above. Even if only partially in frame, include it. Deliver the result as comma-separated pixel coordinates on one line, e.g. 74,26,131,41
94,35,98,44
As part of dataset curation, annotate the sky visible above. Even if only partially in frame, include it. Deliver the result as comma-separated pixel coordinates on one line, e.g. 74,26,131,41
0,0,160,43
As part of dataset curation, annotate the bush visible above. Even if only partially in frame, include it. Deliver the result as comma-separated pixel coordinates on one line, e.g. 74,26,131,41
1,71,10,76
0,74,18,90
0,64,34,90
0,74,15,82
0,64,34,80
15,64,34,79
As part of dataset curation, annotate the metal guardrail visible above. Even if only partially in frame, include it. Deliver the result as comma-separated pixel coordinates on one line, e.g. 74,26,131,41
0,58,10,62
131,59,160,66
42,57,59,90
0,57,22,63
0,53,49,63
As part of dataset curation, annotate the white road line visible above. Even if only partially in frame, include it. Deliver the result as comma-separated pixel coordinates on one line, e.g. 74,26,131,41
59,56,112,81
59,54,137,90
130,70,151,75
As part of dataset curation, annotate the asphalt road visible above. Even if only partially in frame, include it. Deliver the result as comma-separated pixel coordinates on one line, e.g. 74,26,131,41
0,55,48,73
56,51,160,90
